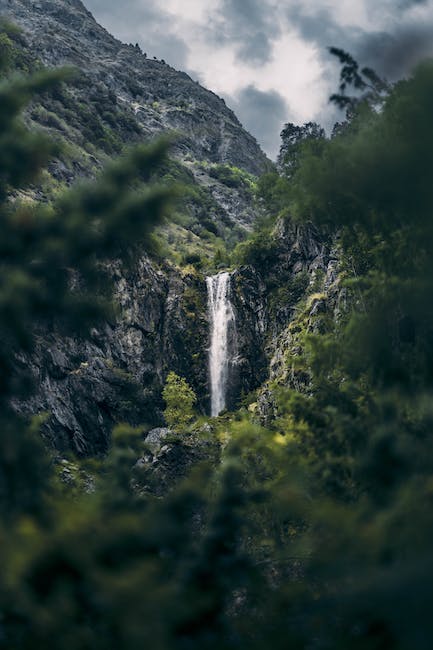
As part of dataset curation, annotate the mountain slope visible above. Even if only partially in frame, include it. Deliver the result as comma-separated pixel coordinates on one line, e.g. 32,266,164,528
2,0,267,170
1,0,272,262
0,0,268,172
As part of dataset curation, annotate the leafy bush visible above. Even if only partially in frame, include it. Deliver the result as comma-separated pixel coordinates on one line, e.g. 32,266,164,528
163,372,197,429
209,163,255,190
233,226,279,273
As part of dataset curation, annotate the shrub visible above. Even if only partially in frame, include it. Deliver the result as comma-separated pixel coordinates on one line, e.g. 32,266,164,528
162,372,197,430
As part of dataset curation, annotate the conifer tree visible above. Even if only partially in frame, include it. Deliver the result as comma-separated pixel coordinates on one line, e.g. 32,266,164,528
0,39,170,519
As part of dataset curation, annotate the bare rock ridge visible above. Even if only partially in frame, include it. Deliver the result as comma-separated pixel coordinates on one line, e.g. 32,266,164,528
0,0,268,176
2,0,271,245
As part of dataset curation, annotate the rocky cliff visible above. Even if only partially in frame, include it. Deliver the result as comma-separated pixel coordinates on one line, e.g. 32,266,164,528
12,0,267,173
16,260,209,455
0,0,330,456
0,0,269,244
0,0,273,454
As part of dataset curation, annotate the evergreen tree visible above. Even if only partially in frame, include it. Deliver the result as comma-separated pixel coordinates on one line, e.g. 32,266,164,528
0,37,170,520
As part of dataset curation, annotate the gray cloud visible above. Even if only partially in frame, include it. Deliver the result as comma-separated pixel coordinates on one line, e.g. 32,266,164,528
379,0,429,10
360,1,433,77
212,0,280,64
356,23,433,78
287,4,360,48
288,0,433,72
85,0,433,158
237,31,272,65
287,1,433,96
227,85,291,158
398,0,429,6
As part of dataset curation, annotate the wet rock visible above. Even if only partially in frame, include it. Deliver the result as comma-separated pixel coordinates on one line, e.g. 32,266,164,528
228,266,269,409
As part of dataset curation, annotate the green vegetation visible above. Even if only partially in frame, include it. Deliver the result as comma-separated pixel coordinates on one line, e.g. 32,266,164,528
232,219,278,273
245,54,433,646
132,158,255,270
163,371,197,429
0,19,33,72
208,162,256,191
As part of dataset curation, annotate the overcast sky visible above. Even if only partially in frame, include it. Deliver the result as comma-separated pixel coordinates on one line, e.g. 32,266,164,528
85,0,433,159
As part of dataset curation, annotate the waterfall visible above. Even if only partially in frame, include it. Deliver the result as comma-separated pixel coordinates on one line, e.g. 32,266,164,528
206,272,236,417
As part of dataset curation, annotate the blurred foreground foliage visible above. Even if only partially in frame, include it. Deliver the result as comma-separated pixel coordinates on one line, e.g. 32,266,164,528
2,30,433,650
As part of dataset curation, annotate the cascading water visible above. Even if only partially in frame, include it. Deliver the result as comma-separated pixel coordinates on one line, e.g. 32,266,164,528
206,272,236,417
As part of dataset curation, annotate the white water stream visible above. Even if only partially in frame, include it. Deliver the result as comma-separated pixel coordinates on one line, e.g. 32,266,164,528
206,272,236,417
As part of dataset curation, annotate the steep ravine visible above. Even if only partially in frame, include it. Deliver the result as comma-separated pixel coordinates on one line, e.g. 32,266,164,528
1,0,334,456
18,259,269,455
14,217,332,456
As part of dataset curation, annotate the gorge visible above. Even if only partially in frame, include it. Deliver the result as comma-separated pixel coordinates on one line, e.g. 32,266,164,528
0,0,331,453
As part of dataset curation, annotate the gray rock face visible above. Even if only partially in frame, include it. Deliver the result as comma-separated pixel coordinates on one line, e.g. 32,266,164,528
0,0,268,176
1,0,270,244
143,428,172,454
17,259,209,456
202,221,333,414
14,217,332,454
249,220,346,424
17,215,334,453
227,266,269,409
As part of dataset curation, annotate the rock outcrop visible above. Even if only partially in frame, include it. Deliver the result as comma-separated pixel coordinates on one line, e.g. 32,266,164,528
134,427,220,497
16,259,209,455
0,0,269,237
227,266,268,409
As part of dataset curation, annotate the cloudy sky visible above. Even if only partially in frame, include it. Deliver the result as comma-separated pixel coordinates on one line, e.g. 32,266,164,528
85,0,433,159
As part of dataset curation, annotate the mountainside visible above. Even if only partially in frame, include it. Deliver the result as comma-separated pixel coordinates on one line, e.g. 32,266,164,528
1,0,270,260
3,0,267,172
2,4,433,646
0,0,329,456
0,0,275,453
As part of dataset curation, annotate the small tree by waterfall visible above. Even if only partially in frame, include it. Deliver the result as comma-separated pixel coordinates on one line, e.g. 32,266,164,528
207,272,236,417
163,372,197,429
